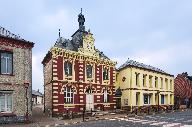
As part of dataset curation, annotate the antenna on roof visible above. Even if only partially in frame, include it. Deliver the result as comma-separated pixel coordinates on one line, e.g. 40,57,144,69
59,29,61,37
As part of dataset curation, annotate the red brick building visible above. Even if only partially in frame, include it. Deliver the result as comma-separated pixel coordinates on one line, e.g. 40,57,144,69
42,10,116,116
174,72,192,109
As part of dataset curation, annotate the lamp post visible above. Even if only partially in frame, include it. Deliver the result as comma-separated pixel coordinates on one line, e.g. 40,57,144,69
157,90,160,113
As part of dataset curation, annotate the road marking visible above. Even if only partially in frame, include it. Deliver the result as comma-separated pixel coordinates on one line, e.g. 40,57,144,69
150,121,168,125
141,120,157,124
163,123,181,127
184,119,192,122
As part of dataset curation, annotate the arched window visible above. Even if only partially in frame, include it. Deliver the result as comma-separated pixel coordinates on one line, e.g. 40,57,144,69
103,68,109,80
103,89,109,103
86,65,93,78
64,61,72,76
64,87,73,104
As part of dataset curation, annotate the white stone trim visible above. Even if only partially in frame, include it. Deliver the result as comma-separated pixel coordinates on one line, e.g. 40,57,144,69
53,96,58,99
53,109,58,111
53,100,58,103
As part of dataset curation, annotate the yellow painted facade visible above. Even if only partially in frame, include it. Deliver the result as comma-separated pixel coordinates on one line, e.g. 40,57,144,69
116,66,174,108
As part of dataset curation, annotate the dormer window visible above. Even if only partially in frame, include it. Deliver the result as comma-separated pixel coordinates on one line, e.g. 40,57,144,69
86,65,93,78
0,52,13,75
64,61,72,76
103,67,109,80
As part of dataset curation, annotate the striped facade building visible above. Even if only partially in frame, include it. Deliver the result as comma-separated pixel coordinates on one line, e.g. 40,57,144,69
174,72,192,109
42,11,116,116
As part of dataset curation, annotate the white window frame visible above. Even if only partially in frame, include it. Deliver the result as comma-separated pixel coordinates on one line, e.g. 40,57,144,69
86,64,93,79
103,67,109,80
0,92,13,113
64,61,73,77
1,52,13,74
161,95,165,104
143,94,151,105
64,87,74,104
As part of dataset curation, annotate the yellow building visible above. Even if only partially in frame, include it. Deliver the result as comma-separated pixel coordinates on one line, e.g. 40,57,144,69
116,59,174,111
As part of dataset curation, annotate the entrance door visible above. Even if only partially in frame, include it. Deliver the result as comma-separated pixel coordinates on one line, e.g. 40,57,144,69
116,98,121,109
86,93,94,110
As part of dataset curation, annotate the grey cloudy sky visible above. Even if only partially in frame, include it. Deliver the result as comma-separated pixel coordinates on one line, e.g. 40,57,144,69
0,0,192,92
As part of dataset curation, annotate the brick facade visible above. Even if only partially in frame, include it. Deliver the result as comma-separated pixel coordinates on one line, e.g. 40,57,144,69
42,11,116,116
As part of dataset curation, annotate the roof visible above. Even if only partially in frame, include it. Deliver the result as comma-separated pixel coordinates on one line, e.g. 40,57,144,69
187,76,192,81
32,90,43,97
54,36,110,60
0,26,34,45
118,58,173,76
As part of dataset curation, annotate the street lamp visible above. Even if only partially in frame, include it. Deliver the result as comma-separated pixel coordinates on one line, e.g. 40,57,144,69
157,90,160,113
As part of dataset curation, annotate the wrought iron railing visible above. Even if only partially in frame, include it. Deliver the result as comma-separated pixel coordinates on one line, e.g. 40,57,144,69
0,26,25,41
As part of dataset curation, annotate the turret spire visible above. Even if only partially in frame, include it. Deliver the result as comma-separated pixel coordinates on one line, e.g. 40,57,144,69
59,29,60,37
78,8,85,31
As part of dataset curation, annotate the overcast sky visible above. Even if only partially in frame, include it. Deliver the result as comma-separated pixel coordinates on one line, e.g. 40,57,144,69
1,0,192,92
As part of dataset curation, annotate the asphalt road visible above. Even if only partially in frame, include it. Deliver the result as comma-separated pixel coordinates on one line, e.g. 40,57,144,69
57,110,192,127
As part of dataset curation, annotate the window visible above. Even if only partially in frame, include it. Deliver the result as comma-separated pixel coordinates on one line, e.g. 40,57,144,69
0,52,13,74
161,95,165,104
64,87,73,104
149,75,153,88
165,78,168,90
103,68,109,80
170,80,172,90
0,92,12,112
155,77,158,88
86,65,93,78
160,77,163,89
135,73,140,86
143,74,146,87
170,94,173,104
124,99,128,105
143,94,151,104
64,61,72,76
136,93,139,105
103,89,109,103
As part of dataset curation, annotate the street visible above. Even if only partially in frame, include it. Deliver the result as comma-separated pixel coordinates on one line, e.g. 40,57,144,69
57,110,192,127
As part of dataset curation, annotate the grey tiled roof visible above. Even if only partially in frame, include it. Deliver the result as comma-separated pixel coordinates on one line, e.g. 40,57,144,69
54,36,110,60
187,76,192,81
32,90,43,97
118,58,171,75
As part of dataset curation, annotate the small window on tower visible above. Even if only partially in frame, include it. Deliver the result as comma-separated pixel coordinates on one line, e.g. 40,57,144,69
103,67,109,80
86,65,93,78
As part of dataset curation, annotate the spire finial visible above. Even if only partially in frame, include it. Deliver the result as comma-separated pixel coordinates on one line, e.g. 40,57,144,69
81,8,82,14
78,8,85,30
59,29,60,37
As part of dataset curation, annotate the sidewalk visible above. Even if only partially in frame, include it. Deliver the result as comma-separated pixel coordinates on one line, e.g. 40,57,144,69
1,107,128,127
